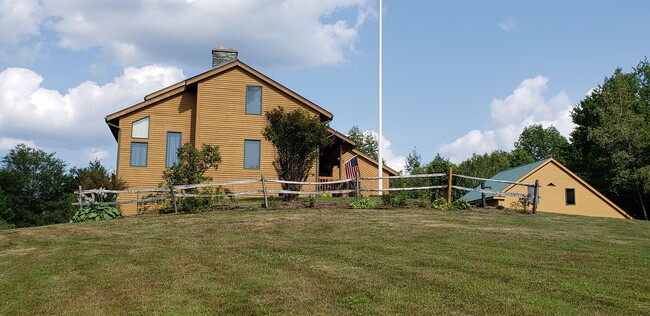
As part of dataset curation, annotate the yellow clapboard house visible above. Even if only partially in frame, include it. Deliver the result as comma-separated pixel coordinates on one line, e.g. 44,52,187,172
105,48,397,215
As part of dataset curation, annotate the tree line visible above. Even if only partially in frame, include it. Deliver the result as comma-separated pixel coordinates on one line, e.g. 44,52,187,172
351,59,650,219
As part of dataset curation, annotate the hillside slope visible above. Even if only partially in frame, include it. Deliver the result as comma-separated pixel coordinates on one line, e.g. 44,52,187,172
1,209,649,315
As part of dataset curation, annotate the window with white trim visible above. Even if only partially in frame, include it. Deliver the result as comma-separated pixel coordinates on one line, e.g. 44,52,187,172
132,117,150,138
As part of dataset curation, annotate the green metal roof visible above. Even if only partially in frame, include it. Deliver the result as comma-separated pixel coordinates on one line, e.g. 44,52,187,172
461,159,547,202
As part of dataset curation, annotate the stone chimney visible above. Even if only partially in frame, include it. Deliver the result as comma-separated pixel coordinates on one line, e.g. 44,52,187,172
212,46,238,68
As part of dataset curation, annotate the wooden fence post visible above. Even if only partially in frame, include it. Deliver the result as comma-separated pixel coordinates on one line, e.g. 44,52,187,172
315,147,320,194
78,185,83,211
355,172,360,198
170,185,178,214
532,179,539,214
480,182,486,208
447,167,453,204
261,175,268,209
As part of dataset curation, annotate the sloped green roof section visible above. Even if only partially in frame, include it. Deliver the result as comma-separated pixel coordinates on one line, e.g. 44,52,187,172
461,159,547,202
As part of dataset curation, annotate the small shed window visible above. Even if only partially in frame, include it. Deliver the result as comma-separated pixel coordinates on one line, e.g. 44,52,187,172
246,86,262,114
132,117,150,138
565,188,576,205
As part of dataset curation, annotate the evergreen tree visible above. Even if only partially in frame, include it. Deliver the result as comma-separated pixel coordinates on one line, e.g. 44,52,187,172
70,159,127,202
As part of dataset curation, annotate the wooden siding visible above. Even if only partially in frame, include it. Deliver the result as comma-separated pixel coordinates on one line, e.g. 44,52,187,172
194,67,321,193
187,61,333,121
498,161,628,219
116,90,196,215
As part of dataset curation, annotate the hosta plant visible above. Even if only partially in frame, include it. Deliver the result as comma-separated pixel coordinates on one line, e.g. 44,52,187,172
72,204,122,223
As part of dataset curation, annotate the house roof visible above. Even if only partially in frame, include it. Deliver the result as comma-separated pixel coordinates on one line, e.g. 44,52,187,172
461,158,631,219
352,148,399,176
462,160,545,202
324,126,398,176
326,126,356,147
105,59,333,140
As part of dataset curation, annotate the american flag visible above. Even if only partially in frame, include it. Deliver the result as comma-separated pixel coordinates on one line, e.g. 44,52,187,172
344,156,360,179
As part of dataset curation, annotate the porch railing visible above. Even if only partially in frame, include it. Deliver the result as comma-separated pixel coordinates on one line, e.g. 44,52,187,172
317,176,345,192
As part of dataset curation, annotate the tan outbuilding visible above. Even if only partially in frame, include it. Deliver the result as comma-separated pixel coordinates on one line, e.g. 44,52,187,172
462,158,631,219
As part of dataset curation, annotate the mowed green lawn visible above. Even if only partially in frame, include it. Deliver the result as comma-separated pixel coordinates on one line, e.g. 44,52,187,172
1,208,649,315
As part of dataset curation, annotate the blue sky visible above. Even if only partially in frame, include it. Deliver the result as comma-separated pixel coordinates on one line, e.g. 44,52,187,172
1,0,649,172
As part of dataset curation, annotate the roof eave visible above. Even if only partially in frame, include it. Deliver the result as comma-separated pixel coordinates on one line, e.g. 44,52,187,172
351,148,399,176
105,59,334,124
105,85,187,122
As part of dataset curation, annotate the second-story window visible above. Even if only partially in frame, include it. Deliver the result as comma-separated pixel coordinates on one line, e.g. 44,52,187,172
132,117,150,138
246,86,262,114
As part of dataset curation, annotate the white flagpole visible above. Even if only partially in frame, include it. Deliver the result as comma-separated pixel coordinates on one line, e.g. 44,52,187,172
378,0,383,195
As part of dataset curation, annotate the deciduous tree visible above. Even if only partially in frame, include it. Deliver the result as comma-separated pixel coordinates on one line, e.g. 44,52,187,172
0,144,75,227
347,126,379,160
457,151,512,180
163,143,222,186
515,124,568,161
509,148,535,167
568,60,650,219
263,107,332,201
162,143,222,212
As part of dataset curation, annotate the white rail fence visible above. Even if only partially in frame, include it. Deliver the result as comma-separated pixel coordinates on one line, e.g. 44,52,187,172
74,171,539,213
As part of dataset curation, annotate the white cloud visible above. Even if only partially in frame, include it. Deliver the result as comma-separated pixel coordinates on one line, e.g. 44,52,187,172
361,130,406,172
497,18,516,31
438,75,575,163
0,65,185,165
8,0,373,69
0,0,44,63
86,148,109,162
0,137,37,151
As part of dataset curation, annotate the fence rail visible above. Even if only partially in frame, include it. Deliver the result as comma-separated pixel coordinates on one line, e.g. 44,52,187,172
174,179,260,190
360,173,446,180
175,190,265,198
74,170,539,213
453,174,535,187
266,179,353,186
362,185,448,192
451,186,529,199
